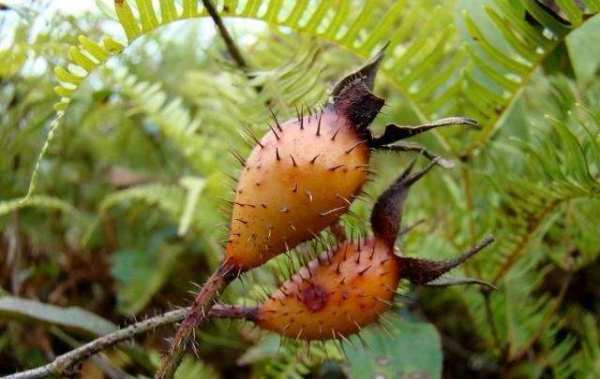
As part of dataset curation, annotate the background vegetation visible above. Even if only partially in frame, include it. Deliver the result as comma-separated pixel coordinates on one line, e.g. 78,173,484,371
1,0,599,378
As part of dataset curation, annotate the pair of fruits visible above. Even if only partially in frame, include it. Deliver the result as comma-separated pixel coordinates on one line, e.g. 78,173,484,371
160,45,493,376
225,46,492,340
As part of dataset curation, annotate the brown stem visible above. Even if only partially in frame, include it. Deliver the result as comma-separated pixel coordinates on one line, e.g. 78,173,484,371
201,0,248,70
155,262,236,379
3,303,256,379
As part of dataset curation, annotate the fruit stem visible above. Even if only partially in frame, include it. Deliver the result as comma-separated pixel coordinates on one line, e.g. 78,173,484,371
155,262,236,379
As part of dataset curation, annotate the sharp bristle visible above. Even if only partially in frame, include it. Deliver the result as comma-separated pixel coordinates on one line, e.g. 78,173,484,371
331,127,341,141
305,190,313,202
345,140,364,154
224,172,238,183
358,265,372,276
269,107,283,132
307,104,313,118
242,123,264,148
295,105,304,130
336,193,352,206
269,123,280,140
316,111,322,136
230,150,246,166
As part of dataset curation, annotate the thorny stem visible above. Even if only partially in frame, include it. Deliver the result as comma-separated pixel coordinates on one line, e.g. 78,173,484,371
201,0,248,70
155,263,235,379
3,304,256,379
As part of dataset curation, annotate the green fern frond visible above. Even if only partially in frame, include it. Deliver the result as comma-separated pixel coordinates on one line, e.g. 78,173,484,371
97,176,216,241
27,0,600,199
576,314,600,377
487,82,599,283
0,194,88,222
99,182,185,222
24,35,125,198
260,340,341,379
0,44,29,77
33,0,458,198
147,352,220,379
110,67,216,173
173,355,221,379
180,41,327,159
0,23,70,78
55,0,459,119
452,76,600,378
461,0,599,156
249,43,328,109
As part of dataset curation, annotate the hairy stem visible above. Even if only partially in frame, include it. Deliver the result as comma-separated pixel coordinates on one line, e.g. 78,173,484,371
155,263,235,379
3,304,256,379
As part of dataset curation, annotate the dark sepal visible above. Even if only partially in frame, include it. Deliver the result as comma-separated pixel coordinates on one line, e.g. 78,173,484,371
331,41,390,97
398,236,494,286
370,159,437,246
370,117,480,147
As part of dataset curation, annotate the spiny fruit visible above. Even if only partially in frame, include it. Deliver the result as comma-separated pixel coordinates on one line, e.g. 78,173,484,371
256,237,400,340
254,160,494,340
225,44,479,271
226,109,369,270
159,47,480,378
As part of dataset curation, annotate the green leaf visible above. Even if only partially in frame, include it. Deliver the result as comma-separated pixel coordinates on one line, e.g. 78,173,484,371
567,14,600,84
0,195,86,220
178,176,206,236
237,335,281,365
343,314,442,379
174,356,220,379
111,242,182,315
147,352,220,379
0,296,116,336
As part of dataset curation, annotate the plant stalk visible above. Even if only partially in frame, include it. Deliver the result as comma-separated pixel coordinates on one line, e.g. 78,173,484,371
3,303,255,379
154,262,236,379
201,0,248,70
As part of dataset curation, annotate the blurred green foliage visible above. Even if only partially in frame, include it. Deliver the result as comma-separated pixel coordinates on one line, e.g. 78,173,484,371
1,0,599,378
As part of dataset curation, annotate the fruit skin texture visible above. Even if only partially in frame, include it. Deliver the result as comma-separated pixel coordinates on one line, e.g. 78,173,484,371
257,237,399,340
225,109,372,270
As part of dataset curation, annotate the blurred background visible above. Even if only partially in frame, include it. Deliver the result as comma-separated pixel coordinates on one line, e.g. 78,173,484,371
1,0,599,378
